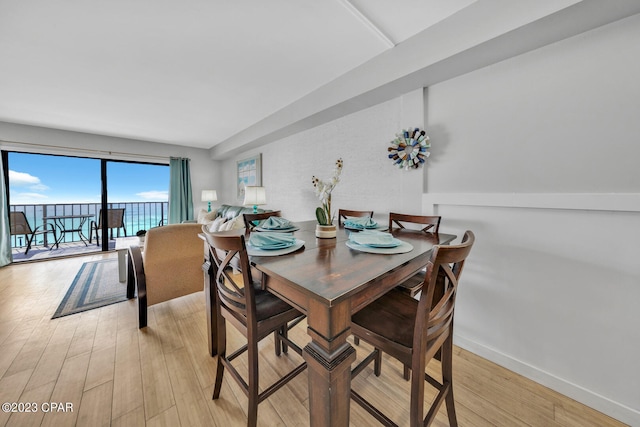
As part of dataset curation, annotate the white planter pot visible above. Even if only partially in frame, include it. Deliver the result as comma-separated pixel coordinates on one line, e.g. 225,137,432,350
315,224,337,239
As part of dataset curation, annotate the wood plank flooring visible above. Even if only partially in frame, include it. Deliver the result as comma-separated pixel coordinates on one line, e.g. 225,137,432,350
0,254,626,426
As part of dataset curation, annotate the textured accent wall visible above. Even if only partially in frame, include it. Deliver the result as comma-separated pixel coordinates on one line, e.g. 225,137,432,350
221,89,427,222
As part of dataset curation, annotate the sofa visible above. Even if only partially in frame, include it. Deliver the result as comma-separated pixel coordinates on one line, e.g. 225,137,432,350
217,204,265,221
196,203,265,232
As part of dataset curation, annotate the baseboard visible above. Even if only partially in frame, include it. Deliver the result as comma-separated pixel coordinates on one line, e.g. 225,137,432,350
454,334,640,426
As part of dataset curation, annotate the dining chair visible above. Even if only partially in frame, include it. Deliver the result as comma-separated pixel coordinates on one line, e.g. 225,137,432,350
338,209,374,227
389,212,442,298
89,208,127,245
202,231,307,427
350,230,475,427
242,210,282,232
9,211,58,254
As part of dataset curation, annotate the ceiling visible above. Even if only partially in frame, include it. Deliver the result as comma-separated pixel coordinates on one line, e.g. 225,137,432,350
0,0,473,149
2,1,639,158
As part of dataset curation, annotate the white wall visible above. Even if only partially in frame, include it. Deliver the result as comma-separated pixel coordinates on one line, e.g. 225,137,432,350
222,13,640,425
0,122,222,215
424,13,640,425
219,89,427,220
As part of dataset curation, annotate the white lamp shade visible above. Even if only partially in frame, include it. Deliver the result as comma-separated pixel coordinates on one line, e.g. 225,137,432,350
243,186,266,206
201,190,218,202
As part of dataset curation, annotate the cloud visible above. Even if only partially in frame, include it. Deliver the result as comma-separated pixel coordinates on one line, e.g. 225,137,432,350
9,170,40,185
136,190,168,201
9,170,50,191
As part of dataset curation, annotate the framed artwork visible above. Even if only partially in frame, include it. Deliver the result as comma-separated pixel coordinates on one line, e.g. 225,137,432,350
237,154,262,200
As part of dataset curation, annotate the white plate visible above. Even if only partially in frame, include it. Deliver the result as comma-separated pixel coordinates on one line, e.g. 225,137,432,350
255,226,300,233
349,236,403,248
247,240,305,256
346,240,413,254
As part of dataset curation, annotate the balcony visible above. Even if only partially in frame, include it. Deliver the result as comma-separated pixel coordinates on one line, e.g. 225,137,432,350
10,202,168,262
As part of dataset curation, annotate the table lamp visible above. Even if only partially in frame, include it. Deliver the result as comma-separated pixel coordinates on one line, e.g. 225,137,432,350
201,190,218,212
243,186,266,213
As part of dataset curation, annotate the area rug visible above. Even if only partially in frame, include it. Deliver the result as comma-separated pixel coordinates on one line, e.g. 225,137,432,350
52,259,128,319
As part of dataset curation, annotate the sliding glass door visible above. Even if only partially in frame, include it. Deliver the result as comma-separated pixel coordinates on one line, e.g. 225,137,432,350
4,151,168,261
105,160,169,240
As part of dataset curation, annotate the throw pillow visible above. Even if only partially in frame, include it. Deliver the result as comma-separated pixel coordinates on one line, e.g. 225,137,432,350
218,221,231,232
227,215,245,231
207,217,227,232
197,208,218,224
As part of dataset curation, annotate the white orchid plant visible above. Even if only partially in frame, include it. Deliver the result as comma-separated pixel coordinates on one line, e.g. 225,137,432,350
312,158,344,225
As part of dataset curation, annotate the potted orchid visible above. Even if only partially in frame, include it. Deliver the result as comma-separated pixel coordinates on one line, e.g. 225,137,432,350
312,158,343,238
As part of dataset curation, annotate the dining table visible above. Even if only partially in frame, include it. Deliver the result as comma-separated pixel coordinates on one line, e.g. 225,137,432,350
42,213,95,248
204,219,456,427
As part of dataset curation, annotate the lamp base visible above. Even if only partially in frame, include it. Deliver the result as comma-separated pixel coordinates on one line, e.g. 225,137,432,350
207,202,212,212
252,205,258,213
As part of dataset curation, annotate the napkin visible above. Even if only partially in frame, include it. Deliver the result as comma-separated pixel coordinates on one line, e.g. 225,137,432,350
260,216,293,230
344,217,377,229
249,232,296,249
349,230,399,247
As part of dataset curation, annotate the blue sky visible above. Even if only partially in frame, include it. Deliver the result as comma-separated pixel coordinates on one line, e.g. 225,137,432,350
8,152,169,204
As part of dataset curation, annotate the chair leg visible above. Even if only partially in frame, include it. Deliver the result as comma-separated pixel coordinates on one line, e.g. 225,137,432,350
25,233,36,255
247,334,259,427
274,330,282,356
442,337,458,427
403,364,411,381
212,317,227,400
138,295,147,328
281,325,289,354
354,336,360,346
373,348,382,377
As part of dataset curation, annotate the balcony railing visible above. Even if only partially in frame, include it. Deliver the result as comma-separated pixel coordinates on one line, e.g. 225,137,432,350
9,202,168,250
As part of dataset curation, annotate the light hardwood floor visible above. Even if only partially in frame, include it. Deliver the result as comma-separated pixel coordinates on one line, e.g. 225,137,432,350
0,253,627,427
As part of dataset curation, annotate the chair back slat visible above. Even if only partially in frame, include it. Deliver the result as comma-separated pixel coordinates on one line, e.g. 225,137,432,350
243,211,282,232
202,227,256,320
338,209,374,227
414,231,475,351
389,212,441,234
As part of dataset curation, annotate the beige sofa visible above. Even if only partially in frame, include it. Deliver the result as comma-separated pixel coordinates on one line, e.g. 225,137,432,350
129,223,205,328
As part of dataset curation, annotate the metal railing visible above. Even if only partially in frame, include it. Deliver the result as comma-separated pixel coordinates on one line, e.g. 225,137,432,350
9,202,167,249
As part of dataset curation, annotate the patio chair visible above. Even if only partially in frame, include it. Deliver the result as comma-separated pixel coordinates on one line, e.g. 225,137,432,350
89,208,127,246
9,211,58,254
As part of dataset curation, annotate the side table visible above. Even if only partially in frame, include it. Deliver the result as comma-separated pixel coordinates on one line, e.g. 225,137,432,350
115,236,141,283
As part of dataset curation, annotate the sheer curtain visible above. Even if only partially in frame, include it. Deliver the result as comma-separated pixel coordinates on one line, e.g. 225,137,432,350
168,157,194,224
0,154,12,267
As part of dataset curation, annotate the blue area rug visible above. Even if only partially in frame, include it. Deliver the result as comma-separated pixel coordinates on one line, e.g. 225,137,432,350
52,259,128,319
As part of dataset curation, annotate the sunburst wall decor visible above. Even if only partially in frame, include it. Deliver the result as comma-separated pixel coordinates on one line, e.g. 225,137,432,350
387,128,430,169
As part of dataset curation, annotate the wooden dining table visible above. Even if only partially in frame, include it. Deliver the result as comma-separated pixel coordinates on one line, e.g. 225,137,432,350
204,219,456,427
